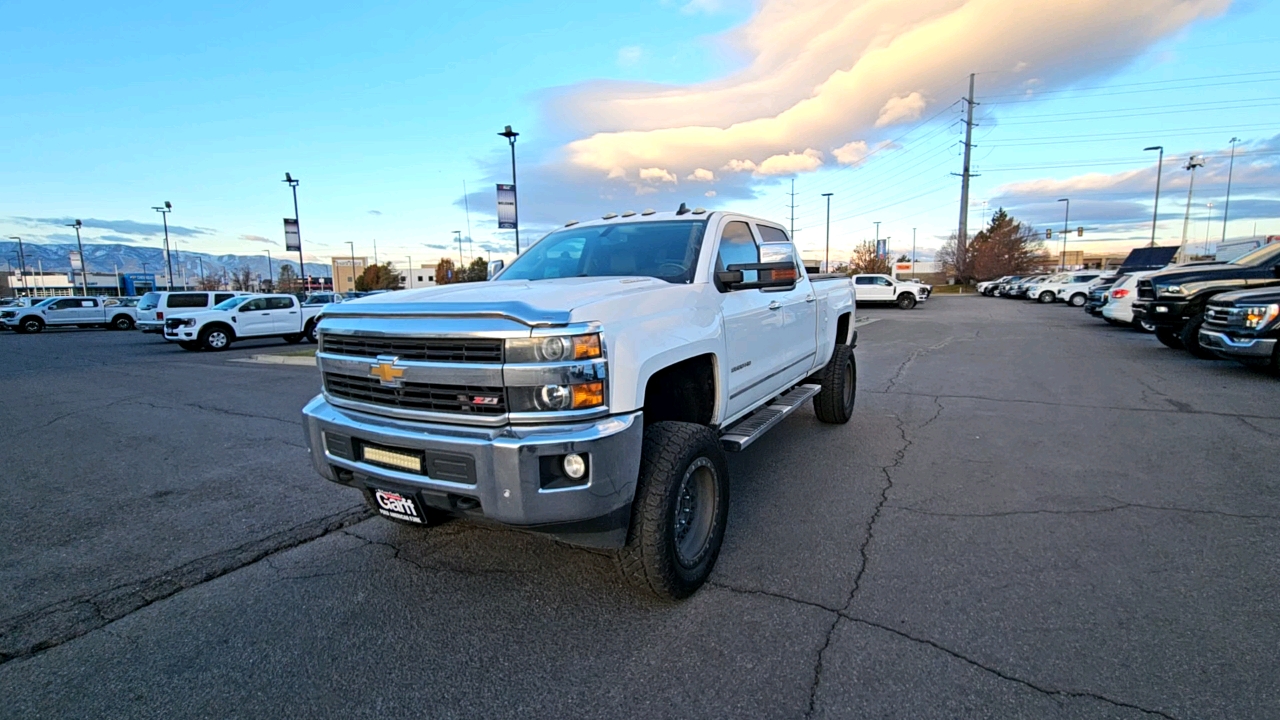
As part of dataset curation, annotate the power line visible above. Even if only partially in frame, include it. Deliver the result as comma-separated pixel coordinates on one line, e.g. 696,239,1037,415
977,69,1280,102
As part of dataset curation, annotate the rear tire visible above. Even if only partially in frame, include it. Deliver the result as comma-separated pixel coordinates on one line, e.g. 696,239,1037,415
896,293,917,310
616,422,729,601
1155,327,1183,350
1069,293,1087,307
283,333,304,344
1179,313,1215,359
111,315,134,331
1038,291,1055,304
813,344,856,424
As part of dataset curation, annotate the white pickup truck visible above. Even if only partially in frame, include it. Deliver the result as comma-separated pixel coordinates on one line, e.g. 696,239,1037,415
852,273,931,309
1,296,137,333
303,208,857,599
165,293,324,351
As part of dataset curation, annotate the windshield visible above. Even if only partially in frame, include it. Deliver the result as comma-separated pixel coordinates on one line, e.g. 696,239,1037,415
1230,242,1280,267
499,220,708,284
214,297,246,310
35,298,56,307
138,292,161,310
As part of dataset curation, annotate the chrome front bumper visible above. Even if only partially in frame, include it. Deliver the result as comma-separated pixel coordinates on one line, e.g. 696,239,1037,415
302,396,643,548
1198,329,1278,359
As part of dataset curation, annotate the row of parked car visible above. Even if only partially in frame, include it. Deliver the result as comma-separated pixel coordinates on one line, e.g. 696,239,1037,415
976,241,1280,374
1,289,348,351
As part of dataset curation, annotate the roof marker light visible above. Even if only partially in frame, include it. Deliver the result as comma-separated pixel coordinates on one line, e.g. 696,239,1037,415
692,207,707,215
641,209,656,216
621,210,636,217
602,212,618,220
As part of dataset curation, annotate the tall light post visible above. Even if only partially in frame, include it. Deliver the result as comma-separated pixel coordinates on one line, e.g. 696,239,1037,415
1144,146,1164,248
1058,198,1070,271
406,255,413,288
1204,202,1215,257
454,230,464,266
346,241,356,293
66,220,88,294
266,250,274,290
1221,137,1240,243
1177,155,1205,263
821,193,833,272
498,125,520,254
283,172,304,290
8,236,26,296
152,201,174,289
874,221,881,261
911,228,917,280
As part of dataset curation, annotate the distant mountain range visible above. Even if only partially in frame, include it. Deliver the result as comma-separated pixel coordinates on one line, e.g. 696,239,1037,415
0,242,330,280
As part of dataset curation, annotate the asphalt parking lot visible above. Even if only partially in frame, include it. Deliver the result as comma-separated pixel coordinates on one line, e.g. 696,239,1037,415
2,297,1277,719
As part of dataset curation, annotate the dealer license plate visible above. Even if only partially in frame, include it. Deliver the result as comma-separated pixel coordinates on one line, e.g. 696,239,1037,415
371,488,423,524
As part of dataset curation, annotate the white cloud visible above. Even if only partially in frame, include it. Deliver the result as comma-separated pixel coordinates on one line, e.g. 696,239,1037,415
555,0,1228,184
723,159,757,173
638,167,678,183
755,149,824,176
617,46,643,67
705,190,718,197
686,168,716,182
607,167,627,179
832,139,898,166
875,92,927,128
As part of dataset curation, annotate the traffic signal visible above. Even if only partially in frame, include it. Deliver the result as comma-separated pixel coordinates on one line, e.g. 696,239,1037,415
1046,228,1053,239
1077,226,1084,237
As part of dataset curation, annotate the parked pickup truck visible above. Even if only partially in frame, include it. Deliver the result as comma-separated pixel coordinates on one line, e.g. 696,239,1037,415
852,274,930,309
302,209,857,599
1,296,137,333
1133,242,1280,358
165,293,324,350
1198,287,1280,373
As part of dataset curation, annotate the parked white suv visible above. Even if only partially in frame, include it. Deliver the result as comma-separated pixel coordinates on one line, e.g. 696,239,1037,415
1026,272,1104,304
165,293,325,350
1101,271,1158,330
1054,273,1112,307
852,274,931,309
136,291,248,333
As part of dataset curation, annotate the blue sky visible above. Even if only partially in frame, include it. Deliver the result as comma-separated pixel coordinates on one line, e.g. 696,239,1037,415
2,0,1277,272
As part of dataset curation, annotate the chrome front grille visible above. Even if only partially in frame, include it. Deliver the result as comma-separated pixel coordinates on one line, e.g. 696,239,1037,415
1204,306,1240,328
320,334,503,363
323,372,506,415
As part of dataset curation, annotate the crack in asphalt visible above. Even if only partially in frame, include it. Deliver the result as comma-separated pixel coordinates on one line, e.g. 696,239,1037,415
0,505,371,666
887,500,1280,522
1237,416,1280,438
867,390,1280,422
336,529,530,578
883,337,957,393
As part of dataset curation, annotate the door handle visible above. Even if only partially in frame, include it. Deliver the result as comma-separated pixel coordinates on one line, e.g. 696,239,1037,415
768,301,782,311
805,295,816,303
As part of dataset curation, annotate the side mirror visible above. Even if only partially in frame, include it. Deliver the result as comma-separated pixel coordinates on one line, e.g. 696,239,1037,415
488,259,505,279
716,262,799,291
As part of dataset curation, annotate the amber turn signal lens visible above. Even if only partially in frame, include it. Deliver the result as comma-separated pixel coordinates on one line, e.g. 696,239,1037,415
571,382,605,409
573,334,602,360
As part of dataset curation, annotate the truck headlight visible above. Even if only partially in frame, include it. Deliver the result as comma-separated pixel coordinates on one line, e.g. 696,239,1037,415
1243,304,1280,329
1157,284,1184,296
506,334,601,363
508,381,605,412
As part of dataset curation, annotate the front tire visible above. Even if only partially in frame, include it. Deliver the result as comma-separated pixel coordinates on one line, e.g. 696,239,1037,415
304,320,319,343
17,317,43,334
200,326,232,351
1133,318,1156,333
111,315,134,331
813,344,856,424
1038,291,1055,304
1179,313,1215,359
283,333,304,344
617,422,729,601
1155,327,1183,350
896,293,917,310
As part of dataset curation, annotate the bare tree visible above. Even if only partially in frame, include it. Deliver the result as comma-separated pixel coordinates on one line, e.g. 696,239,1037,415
230,265,254,291
849,241,892,275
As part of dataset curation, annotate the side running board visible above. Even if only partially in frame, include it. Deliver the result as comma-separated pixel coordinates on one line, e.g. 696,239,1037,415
720,384,821,452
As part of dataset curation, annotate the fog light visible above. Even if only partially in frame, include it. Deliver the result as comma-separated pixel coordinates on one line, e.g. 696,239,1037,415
563,453,586,479
1155,306,1168,313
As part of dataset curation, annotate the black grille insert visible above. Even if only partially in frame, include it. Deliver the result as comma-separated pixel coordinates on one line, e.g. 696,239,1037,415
324,372,506,415
321,334,503,363
1137,279,1155,300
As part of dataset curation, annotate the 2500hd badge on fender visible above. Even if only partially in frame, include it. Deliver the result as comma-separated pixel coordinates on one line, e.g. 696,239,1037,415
302,208,858,599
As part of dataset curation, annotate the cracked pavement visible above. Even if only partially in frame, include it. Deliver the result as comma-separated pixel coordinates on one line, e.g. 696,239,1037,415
2,297,1278,718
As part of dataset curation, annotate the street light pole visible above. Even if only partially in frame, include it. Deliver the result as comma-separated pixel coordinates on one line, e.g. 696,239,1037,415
1177,155,1205,264
498,126,520,254
266,250,273,290
152,202,174,289
8,236,26,296
1144,146,1164,248
1221,137,1240,244
454,230,464,266
66,220,88,294
283,173,304,291
911,228,917,280
821,193,833,273
1058,198,1070,271
1204,202,1214,257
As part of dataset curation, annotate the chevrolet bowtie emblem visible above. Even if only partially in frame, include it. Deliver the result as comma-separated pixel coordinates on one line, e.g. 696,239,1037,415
369,355,406,387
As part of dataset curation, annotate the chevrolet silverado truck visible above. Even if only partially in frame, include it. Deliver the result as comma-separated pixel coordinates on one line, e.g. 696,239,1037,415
1198,287,1280,373
1133,242,1280,358
303,209,857,599
2,296,137,333
165,293,324,350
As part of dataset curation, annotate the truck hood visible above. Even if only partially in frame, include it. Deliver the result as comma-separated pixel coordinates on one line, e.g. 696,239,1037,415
1209,287,1280,307
324,276,680,326
1146,262,1247,285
